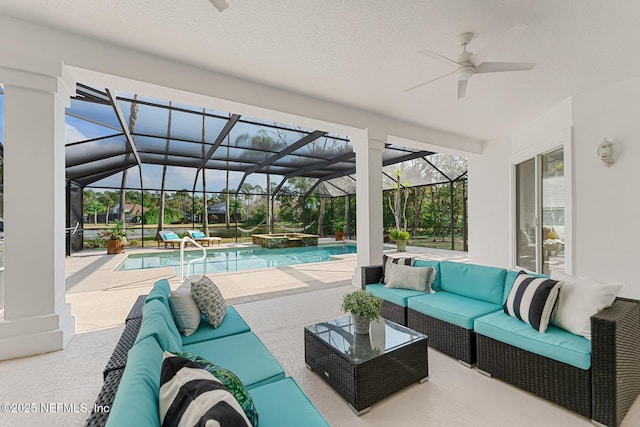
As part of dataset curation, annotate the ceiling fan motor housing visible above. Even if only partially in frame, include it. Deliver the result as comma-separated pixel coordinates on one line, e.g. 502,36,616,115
455,65,475,81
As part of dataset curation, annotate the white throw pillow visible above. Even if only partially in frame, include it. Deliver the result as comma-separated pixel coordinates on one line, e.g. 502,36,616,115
550,270,625,339
168,279,201,336
385,263,435,292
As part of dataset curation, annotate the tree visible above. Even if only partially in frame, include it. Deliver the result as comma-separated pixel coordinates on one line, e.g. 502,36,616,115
85,200,104,224
236,129,286,232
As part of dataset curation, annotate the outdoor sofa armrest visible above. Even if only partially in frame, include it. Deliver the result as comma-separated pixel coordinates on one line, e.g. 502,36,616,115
361,265,383,289
591,297,640,427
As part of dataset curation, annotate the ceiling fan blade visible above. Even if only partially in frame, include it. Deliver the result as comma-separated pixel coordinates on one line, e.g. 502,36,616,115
457,80,468,99
418,49,460,68
475,62,535,73
209,0,229,12
404,71,455,93
471,23,529,64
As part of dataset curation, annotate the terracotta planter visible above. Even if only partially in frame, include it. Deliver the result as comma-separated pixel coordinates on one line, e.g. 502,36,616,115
106,239,125,254
335,231,344,241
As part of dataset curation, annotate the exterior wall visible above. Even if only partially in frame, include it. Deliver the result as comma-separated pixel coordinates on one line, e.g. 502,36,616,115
469,79,640,299
467,139,511,268
572,76,640,298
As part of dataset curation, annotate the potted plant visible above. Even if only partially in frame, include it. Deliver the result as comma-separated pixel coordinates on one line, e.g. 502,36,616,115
390,228,410,252
341,289,383,334
333,219,345,241
101,220,128,254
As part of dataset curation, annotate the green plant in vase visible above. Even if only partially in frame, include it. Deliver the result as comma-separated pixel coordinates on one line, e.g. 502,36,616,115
390,228,410,252
341,289,383,334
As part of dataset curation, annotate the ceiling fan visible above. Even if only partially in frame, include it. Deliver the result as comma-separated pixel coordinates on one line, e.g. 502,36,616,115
405,24,536,99
209,0,229,12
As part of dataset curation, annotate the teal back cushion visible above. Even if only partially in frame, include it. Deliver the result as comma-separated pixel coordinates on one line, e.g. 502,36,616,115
192,231,206,238
439,261,507,305
145,279,171,309
412,259,441,290
106,336,163,427
136,299,183,352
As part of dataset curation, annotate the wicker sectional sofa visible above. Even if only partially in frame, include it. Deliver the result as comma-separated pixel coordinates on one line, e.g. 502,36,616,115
362,259,640,426
86,279,328,427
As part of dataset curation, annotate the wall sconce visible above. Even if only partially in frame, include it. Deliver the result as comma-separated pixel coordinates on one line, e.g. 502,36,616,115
597,138,614,167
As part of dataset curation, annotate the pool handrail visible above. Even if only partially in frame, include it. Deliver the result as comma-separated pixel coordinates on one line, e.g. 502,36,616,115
179,236,206,281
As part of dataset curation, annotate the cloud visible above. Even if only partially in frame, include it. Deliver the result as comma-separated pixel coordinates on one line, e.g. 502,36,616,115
66,123,88,144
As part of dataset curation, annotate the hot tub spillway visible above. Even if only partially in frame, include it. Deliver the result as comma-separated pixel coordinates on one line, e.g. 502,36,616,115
251,233,319,248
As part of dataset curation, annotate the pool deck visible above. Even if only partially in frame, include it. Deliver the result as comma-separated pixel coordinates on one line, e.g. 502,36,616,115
65,239,467,333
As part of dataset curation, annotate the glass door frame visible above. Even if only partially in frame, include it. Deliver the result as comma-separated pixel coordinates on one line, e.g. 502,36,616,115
510,128,574,275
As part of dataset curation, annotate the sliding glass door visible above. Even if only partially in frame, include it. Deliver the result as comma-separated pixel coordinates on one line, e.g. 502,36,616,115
515,148,565,275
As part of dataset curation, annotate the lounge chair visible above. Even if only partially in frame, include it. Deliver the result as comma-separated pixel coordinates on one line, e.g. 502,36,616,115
157,230,183,248
186,230,222,246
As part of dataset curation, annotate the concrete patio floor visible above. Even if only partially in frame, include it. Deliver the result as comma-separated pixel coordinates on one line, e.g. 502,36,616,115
0,241,639,426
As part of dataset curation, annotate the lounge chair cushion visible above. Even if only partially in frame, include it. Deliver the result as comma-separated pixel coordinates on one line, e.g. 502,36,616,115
475,310,592,370
181,307,251,345
408,291,502,330
159,352,252,427
162,231,180,240
183,331,286,389
168,279,201,336
191,275,227,327
251,378,330,426
191,231,206,238
105,336,163,427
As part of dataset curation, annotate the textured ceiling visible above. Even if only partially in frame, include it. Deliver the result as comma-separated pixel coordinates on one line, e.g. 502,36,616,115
1,0,640,141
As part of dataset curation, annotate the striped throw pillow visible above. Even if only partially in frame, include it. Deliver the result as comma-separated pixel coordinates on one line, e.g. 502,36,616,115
159,352,252,427
382,254,414,284
503,273,563,333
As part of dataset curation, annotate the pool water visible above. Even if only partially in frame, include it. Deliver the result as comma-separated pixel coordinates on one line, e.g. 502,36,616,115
116,243,357,275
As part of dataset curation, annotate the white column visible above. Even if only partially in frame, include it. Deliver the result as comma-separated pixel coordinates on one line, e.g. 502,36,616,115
351,132,384,287
0,66,76,360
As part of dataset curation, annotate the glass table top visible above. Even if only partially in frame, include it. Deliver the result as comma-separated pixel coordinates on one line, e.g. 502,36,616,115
305,316,427,363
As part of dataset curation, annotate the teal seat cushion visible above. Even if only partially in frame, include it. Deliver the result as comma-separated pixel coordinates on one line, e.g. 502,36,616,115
366,283,426,307
413,259,442,290
474,310,591,370
183,331,285,389
135,299,182,352
439,261,507,305
145,278,171,309
106,336,163,427
408,291,501,330
181,306,251,345
251,377,329,427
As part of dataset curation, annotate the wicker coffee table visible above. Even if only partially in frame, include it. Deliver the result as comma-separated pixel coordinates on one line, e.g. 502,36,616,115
304,316,428,415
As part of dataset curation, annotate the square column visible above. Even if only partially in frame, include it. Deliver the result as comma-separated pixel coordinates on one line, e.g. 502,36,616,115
352,133,385,287
0,66,76,360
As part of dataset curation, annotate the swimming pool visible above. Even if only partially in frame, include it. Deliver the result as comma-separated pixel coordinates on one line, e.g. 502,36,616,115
116,243,357,275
